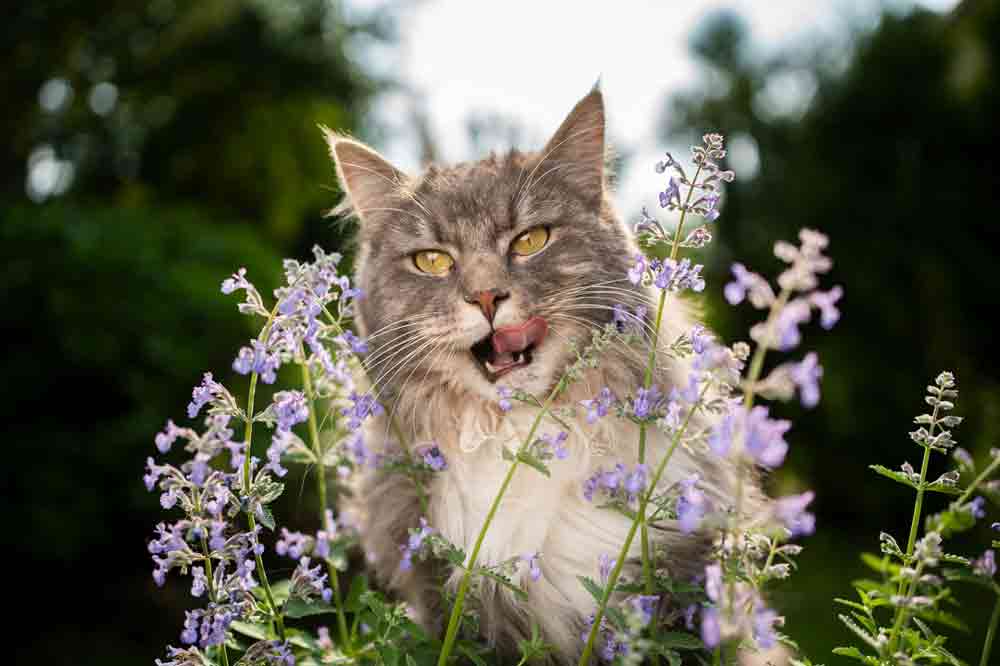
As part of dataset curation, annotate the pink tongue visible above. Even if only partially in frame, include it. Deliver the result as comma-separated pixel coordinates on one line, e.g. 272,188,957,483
492,316,548,354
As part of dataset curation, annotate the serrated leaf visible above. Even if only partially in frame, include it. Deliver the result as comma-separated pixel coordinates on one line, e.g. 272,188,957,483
516,449,551,477
832,646,877,665
870,465,918,490
577,575,605,603
284,597,336,618
256,505,277,531
656,631,703,650
230,620,272,641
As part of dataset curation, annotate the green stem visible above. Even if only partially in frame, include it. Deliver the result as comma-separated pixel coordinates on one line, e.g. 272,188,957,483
886,403,941,654
436,388,560,666
980,590,1000,666
238,304,286,641
578,382,712,666
199,534,230,666
956,453,1000,506
635,165,703,595
301,361,352,651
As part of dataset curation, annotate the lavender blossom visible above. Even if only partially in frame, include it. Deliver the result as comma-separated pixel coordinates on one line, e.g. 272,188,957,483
598,553,616,584
676,474,708,534
973,550,997,578
627,254,647,286
497,386,514,412
789,352,823,408
417,443,448,471
581,387,615,424
774,491,816,537
522,552,542,582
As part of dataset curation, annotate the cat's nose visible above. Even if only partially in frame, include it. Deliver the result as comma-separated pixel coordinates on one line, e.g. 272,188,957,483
464,288,510,325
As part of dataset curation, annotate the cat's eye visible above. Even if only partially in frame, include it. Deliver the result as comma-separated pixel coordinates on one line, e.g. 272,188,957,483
413,250,455,275
511,227,550,256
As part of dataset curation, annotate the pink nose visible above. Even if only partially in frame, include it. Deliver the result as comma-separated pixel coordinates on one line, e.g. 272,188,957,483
465,288,509,324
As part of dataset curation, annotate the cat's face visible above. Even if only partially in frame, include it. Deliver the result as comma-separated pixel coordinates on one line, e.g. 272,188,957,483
326,90,640,403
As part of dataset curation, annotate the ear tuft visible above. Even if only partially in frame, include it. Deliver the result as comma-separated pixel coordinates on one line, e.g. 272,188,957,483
537,89,606,202
320,125,405,223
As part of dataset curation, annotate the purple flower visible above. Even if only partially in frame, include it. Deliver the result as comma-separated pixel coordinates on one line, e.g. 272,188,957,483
418,443,448,471
220,267,250,295
690,325,712,354
273,390,309,432
789,352,823,408
598,553,615,584
399,518,434,572
190,566,207,598
276,528,310,559
970,496,987,519
541,431,569,460
654,257,706,292
155,420,185,454
724,263,774,308
292,556,331,603
632,385,664,420
497,386,514,412
771,298,812,351
232,340,279,384
342,392,383,431
180,610,202,645
624,464,648,501
701,608,721,648
336,330,369,355
774,491,816,537
627,254,647,285
677,475,708,534
753,606,780,649
522,552,542,582
744,406,791,468
612,304,646,335
345,432,372,467
581,387,615,424
708,412,735,457
973,550,997,578
188,373,224,418
810,286,843,329
659,177,681,208
629,594,659,626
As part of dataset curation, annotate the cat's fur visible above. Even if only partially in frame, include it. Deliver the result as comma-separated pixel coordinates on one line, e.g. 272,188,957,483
324,88,759,663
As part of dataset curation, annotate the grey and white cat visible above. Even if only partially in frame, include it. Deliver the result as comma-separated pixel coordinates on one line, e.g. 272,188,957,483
323,88,755,663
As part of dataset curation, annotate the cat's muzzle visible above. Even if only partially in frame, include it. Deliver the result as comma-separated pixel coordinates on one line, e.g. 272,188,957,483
469,316,548,381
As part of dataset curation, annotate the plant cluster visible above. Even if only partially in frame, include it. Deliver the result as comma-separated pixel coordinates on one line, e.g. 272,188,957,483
145,134,998,666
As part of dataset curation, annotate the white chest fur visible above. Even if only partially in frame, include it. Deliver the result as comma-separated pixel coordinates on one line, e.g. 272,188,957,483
425,402,701,649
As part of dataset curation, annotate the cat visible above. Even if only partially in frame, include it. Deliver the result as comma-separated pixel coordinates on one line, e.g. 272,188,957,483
323,87,762,663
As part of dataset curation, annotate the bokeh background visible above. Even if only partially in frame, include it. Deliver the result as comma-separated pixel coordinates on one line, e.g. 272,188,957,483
6,0,999,663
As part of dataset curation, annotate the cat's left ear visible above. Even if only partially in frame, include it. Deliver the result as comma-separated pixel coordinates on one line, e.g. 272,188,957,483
538,86,606,204
321,126,406,224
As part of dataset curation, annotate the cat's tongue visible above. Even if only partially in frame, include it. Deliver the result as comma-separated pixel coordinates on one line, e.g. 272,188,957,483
492,316,548,355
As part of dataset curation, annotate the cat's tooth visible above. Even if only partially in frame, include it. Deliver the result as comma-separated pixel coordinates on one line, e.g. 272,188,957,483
514,352,524,364
485,360,497,373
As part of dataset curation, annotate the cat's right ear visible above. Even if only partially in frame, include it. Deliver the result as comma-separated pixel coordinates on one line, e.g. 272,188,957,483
321,126,405,223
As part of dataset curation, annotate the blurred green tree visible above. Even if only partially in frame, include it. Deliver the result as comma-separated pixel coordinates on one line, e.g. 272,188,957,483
662,1,1000,660
2,2,389,663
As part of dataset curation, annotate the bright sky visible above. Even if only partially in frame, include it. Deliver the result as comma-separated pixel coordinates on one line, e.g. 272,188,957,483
346,0,959,216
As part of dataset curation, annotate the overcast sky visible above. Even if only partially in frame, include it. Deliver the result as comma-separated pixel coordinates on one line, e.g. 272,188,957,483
346,0,959,216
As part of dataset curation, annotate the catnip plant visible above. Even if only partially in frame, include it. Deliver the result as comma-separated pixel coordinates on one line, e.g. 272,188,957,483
144,133,999,666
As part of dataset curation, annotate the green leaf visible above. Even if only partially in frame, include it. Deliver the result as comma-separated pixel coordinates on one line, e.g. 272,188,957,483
870,464,918,490
832,646,878,665
516,449,551,477
345,574,369,612
284,597,337,618
458,643,490,666
577,575,605,604
231,620,273,641
256,504,277,531
656,631,704,650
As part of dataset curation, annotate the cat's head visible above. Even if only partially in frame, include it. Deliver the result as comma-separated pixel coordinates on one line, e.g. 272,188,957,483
324,88,642,404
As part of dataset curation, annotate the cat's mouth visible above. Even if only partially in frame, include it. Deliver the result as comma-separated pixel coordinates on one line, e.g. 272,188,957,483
470,316,549,381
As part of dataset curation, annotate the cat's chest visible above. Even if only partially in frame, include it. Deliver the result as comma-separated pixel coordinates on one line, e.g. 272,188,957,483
427,406,697,600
